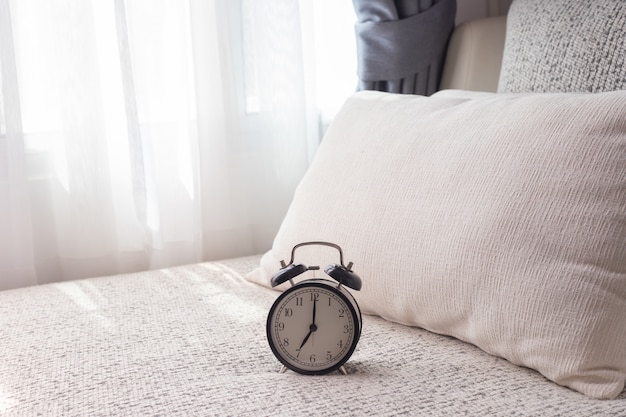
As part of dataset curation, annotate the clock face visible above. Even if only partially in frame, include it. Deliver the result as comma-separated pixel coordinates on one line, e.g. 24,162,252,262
267,279,361,375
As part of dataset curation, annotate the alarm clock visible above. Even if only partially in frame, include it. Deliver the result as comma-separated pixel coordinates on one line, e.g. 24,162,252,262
266,241,362,375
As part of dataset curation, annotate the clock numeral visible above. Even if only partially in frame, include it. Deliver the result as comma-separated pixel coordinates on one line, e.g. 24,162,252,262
283,337,289,346
337,340,343,349
328,297,332,306
295,297,303,306
344,324,350,333
338,308,345,318
310,293,319,302
284,308,293,317
326,351,332,360
309,354,316,363
278,322,285,331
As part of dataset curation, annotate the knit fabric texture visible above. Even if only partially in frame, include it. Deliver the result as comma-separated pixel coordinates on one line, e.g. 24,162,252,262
498,0,626,93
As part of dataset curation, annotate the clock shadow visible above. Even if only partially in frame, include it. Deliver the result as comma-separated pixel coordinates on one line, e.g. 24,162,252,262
268,362,369,376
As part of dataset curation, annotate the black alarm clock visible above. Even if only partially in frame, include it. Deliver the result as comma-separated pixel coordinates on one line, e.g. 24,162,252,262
266,241,362,375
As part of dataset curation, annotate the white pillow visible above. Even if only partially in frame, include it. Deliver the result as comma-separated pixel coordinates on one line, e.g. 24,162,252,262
247,90,626,399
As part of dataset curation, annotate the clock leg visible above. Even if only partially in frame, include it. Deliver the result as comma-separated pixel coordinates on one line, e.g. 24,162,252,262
339,366,347,375
279,365,288,374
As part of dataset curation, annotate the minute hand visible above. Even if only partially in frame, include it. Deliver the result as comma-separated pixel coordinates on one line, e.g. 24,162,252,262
298,300,318,350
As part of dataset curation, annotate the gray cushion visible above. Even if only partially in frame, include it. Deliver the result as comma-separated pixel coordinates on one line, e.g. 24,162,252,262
498,0,626,93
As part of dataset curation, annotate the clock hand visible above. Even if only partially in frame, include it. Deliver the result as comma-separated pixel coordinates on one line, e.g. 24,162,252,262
299,300,319,351
298,329,312,351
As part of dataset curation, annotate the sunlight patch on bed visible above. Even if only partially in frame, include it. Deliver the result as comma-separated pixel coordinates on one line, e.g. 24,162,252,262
202,263,223,272
161,268,206,283
91,312,115,330
211,263,251,287
200,281,265,324
212,263,240,276
0,387,17,412
53,282,97,311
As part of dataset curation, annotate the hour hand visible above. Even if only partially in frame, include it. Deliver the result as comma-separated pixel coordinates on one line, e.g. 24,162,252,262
298,329,312,351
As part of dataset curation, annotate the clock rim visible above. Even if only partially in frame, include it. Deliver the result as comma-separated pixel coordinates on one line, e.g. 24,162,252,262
266,279,362,375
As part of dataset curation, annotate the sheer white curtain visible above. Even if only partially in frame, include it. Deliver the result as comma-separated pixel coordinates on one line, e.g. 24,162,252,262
0,0,356,290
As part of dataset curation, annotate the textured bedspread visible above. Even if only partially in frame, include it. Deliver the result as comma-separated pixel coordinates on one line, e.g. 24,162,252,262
1,256,624,416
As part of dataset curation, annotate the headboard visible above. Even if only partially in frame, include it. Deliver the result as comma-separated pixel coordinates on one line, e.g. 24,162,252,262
439,16,507,92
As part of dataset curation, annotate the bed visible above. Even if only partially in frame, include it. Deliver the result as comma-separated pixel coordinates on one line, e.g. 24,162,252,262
2,1,626,415
1,256,625,416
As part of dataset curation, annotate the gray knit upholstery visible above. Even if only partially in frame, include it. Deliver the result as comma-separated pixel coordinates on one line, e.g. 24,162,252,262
498,0,626,93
